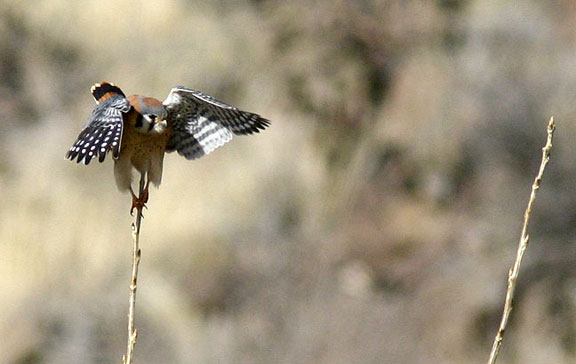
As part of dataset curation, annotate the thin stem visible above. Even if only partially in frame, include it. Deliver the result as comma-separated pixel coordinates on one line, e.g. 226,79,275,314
123,174,145,364
487,117,556,364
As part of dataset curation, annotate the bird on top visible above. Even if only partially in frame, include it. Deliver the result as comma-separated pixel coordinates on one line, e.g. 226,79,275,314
66,82,270,213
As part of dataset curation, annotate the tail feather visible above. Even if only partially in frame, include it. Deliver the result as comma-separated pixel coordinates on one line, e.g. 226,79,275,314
91,82,125,104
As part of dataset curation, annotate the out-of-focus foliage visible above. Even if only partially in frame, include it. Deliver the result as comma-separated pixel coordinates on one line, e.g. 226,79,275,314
2,0,576,363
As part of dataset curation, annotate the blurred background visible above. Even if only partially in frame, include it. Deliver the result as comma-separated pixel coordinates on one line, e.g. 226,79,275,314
2,0,576,363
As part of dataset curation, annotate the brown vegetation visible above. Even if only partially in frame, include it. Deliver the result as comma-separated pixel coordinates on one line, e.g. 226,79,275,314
1,1,576,363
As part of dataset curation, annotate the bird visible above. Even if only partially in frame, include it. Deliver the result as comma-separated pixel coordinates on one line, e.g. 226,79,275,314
66,82,270,214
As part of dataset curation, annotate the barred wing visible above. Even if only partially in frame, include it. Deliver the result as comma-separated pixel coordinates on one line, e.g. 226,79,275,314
66,95,131,164
163,87,270,160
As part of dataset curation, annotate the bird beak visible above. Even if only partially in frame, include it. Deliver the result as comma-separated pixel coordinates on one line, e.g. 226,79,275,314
153,119,168,133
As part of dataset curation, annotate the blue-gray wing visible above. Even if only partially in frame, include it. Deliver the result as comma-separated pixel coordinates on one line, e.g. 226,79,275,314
162,86,270,160
66,95,131,164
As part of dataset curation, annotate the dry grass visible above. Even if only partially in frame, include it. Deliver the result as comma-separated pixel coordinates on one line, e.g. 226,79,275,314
487,117,556,364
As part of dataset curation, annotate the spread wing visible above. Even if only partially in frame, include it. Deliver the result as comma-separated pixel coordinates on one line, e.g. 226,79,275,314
163,86,270,160
66,94,131,164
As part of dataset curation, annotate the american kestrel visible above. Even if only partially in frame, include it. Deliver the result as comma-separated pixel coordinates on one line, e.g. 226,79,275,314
66,82,270,212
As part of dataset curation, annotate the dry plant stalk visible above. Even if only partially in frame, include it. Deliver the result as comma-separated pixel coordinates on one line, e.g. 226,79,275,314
122,175,146,364
487,117,556,364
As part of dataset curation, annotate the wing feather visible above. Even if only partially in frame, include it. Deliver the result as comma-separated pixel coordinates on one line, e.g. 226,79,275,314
66,95,131,164
163,87,270,160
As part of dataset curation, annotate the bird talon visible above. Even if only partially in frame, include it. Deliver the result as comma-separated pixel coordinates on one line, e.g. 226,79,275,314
130,191,148,217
